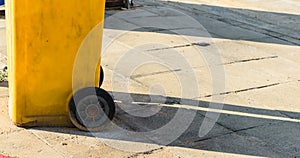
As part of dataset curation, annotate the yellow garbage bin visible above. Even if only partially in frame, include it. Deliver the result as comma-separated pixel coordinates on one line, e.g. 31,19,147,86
6,0,115,131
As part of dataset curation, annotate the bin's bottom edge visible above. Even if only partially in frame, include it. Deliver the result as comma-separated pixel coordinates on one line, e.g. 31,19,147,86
13,115,74,127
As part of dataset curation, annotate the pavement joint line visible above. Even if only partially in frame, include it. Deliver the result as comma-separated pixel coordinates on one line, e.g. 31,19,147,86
29,130,66,158
201,82,282,98
192,55,281,70
128,14,184,19
193,126,259,143
156,27,202,32
146,42,211,52
127,147,164,158
195,110,278,139
193,121,282,143
137,27,196,33
146,43,193,51
199,79,300,98
130,78,149,88
130,69,182,79
222,56,279,65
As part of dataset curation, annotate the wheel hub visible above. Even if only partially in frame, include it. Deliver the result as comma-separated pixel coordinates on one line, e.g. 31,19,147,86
86,104,100,117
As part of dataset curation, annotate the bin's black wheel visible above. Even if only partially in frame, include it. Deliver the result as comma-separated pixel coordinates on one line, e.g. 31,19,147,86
99,66,104,87
124,0,130,9
69,87,115,131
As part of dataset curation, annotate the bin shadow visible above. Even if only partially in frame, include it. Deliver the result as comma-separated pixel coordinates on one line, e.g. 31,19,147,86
0,9,4,19
33,91,300,157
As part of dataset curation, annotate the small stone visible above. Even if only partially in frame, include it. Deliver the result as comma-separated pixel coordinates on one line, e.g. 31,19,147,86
61,142,68,146
193,42,210,47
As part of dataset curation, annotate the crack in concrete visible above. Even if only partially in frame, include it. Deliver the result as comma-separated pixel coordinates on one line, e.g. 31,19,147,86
194,121,281,143
222,56,278,65
146,42,210,52
127,147,164,158
130,69,182,79
202,83,281,98
192,55,280,70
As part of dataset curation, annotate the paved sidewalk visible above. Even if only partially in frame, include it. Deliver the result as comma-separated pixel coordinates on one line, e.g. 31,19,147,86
1,0,300,157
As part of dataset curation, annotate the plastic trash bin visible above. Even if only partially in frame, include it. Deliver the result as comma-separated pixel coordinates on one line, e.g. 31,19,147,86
6,0,115,131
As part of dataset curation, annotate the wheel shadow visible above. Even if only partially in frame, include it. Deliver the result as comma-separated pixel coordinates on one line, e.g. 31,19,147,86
33,91,300,157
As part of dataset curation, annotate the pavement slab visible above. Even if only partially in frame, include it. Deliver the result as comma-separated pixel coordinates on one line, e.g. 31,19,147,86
1,0,300,157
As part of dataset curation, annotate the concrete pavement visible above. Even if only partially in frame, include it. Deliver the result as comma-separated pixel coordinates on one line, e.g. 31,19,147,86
1,0,300,157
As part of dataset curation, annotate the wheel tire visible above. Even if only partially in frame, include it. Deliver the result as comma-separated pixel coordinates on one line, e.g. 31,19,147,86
99,66,104,87
69,87,115,131
124,0,130,9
